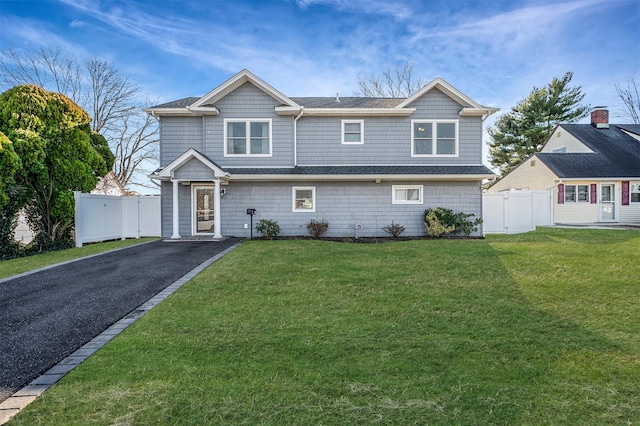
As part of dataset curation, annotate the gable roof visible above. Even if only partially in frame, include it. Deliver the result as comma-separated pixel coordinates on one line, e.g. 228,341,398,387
154,148,229,180
535,124,640,178
145,71,498,119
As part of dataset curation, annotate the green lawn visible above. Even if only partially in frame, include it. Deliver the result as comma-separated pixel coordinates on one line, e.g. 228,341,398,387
9,228,640,425
0,238,158,279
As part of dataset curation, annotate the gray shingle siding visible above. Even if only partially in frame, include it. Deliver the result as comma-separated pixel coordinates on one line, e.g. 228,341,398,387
217,180,483,238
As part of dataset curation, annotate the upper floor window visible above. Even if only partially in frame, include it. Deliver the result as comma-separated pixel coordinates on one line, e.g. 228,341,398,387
342,120,364,144
225,119,272,156
412,120,458,157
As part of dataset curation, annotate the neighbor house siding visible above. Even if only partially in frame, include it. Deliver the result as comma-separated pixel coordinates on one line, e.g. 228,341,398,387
219,180,483,238
543,127,592,153
488,156,558,192
553,180,598,223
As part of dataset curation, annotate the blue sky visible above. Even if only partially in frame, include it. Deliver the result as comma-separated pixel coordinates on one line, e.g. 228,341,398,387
1,0,639,182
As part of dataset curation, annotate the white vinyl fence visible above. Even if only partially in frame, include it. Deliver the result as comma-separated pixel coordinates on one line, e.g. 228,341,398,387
483,190,552,234
74,192,161,247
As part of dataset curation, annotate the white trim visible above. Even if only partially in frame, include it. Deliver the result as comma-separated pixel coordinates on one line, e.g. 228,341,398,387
392,185,423,204
292,186,316,212
229,174,493,182
411,120,459,157
224,119,273,157
341,119,364,144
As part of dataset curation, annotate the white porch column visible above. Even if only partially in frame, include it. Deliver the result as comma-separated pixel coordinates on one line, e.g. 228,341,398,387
213,179,222,239
171,179,181,239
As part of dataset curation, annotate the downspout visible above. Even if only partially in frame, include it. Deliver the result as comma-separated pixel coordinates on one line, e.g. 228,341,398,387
294,107,304,167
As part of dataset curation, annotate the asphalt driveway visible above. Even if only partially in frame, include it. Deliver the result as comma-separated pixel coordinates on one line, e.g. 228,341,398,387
0,239,241,403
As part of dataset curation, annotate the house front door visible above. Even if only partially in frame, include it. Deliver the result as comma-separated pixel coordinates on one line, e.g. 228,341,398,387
599,183,616,222
193,185,215,234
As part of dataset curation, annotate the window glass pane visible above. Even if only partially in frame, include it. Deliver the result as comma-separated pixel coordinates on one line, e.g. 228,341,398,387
436,139,455,155
228,138,246,154
344,133,361,142
228,122,246,137
345,123,361,132
250,138,269,154
250,122,269,138
414,122,431,138
631,193,640,203
414,140,432,155
295,189,313,209
407,188,419,201
601,185,612,202
565,185,576,202
437,123,455,138
395,188,407,201
577,185,589,202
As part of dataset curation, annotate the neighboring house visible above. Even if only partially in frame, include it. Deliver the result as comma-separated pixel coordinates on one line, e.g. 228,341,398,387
92,171,127,196
146,69,498,239
488,109,640,224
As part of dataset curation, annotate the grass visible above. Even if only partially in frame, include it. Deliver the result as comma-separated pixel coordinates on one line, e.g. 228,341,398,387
8,228,640,425
0,238,158,279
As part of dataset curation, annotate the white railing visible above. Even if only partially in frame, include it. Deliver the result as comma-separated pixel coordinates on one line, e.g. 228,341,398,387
483,190,552,234
74,192,161,247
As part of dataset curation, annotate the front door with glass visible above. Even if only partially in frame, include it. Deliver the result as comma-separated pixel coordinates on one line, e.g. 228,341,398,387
194,186,215,234
599,184,616,221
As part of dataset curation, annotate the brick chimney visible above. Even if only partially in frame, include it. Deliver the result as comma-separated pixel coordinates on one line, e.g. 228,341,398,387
591,108,609,129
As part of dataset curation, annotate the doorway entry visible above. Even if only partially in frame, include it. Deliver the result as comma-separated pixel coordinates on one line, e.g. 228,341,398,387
599,183,616,222
192,185,215,235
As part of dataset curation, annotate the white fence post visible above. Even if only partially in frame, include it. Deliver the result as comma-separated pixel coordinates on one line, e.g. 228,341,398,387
74,191,83,248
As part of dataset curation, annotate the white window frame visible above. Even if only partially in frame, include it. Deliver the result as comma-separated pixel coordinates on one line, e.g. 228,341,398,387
342,119,364,144
292,186,316,212
411,120,458,157
631,183,640,203
224,119,272,157
564,184,590,203
392,185,423,204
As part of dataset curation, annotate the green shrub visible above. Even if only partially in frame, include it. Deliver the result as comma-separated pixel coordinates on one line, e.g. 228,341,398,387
306,219,329,239
424,207,482,237
255,219,281,239
382,221,405,237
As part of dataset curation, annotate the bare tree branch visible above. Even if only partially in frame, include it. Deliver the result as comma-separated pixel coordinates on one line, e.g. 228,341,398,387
355,60,427,98
0,47,159,190
614,77,640,124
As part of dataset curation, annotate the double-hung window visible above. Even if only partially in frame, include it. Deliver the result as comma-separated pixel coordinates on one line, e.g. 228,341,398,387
392,185,423,204
564,184,589,203
412,120,458,156
342,120,364,144
225,119,271,156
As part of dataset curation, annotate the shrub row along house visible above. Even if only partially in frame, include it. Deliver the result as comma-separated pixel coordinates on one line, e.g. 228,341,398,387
488,109,640,225
146,69,498,239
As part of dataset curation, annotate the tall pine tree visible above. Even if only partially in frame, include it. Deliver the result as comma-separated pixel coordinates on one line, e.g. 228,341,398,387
488,72,590,175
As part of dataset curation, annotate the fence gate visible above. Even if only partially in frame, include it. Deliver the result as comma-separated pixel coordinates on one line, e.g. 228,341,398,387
483,190,552,234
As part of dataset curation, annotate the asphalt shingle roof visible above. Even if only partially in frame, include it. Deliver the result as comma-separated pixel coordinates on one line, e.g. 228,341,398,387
536,124,640,178
151,96,405,110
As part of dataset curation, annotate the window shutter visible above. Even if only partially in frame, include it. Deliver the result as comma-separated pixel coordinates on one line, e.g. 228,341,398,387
558,184,564,204
590,184,597,204
622,181,630,206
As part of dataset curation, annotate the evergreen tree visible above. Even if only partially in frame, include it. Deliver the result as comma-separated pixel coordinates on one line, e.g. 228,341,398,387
0,85,112,252
488,72,590,175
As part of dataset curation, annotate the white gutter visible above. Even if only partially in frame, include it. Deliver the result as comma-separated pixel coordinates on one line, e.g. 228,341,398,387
226,173,495,182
